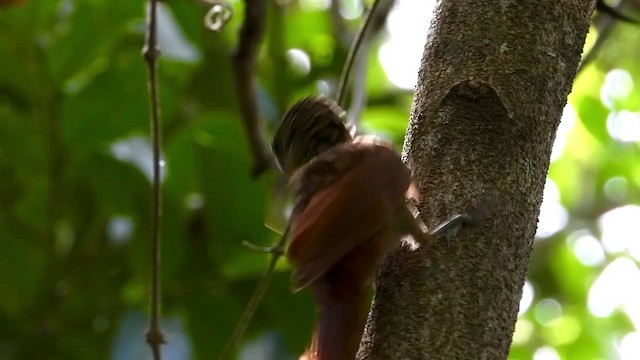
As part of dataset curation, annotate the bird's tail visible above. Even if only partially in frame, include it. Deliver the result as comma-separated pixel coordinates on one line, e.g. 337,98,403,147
302,290,368,360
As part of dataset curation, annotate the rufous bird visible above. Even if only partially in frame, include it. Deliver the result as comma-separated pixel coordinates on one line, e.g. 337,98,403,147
273,96,476,360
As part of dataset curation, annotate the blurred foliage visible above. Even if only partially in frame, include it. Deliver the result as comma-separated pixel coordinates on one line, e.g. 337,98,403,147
0,0,639,359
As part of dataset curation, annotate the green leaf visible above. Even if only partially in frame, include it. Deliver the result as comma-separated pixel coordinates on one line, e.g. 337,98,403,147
193,112,273,277
61,51,148,149
573,94,609,144
48,0,141,84
360,106,410,147
0,228,43,316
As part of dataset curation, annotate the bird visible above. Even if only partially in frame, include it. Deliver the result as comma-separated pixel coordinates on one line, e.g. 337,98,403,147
273,95,477,360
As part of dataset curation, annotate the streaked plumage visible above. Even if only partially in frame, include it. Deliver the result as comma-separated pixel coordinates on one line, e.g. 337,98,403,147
272,95,352,176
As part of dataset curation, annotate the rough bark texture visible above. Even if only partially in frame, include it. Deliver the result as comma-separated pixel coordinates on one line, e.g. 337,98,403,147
357,1,595,359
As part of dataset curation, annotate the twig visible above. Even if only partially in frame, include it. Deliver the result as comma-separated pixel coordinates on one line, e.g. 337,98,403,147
596,0,640,24
232,0,274,178
142,0,165,358
202,0,233,32
268,0,289,115
347,46,368,124
335,0,384,108
346,0,394,124
218,224,291,360
330,0,349,46
578,0,635,74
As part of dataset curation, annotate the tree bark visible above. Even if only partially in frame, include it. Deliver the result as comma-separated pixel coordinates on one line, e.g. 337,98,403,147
358,1,595,359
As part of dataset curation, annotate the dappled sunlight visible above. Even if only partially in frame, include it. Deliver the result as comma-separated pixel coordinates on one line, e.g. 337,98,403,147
550,105,576,162
599,205,640,257
512,319,534,345
184,192,205,210
607,110,640,142
604,176,629,203
567,229,605,267
110,135,167,183
535,299,562,326
588,257,640,330
620,332,640,360
379,0,436,90
601,69,634,110
299,0,330,11
519,281,535,316
110,312,192,359
1,0,638,358
533,346,561,360
107,215,134,245
338,0,363,20
536,179,569,238
599,69,640,142
542,315,582,346
286,48,312,75
157,3,201,63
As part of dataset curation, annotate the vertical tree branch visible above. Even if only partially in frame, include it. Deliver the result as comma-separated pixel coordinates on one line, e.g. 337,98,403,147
346,0,394,123
357,0,596,358
335,0,384,108
330,0,349,46
143,0,165,358
268,0,289,115
232,0,274,177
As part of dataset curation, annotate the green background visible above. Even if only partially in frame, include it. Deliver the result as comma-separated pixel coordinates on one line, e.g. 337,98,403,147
0,0,639,359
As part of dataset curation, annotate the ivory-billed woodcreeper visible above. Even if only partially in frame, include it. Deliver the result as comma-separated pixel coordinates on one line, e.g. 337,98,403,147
273,95,473,360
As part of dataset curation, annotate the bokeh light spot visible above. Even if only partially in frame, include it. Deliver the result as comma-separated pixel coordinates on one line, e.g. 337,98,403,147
606,110,640,142
600,69,633,110
536,179,569,238
533,346,560,360
299,0,329,11
621,332,640,360
572,232,605,267
512,319,534,345
185,193,205,210
108,216,134,245
286,48,311,75
599,205,640,255
110,136,167,183
339,0,363,20
604,176,629,203
519,281,535,316
379,0,437,89
544,315,581,346
535,298,562,326
550,104,576,162
588,257,640,329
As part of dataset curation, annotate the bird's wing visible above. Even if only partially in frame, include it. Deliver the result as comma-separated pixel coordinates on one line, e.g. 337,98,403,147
287,141,413,291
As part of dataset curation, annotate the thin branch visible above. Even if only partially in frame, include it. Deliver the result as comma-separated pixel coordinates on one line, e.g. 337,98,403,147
232,0,274,178
202,0,233,32
218,224,291,360
347,47,368,124
578,0,635,74
330,0,349,46
268,0,289,115
143,0,165,358
347,0,394,124
596,0,640,24
335,0,384,108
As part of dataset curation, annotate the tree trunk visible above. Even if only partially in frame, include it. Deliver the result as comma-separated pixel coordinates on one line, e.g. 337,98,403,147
357,1,595,359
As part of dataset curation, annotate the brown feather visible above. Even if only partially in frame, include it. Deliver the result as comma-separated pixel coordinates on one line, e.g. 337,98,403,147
287,140,412,291
285,134,417,360
302,227,395,360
